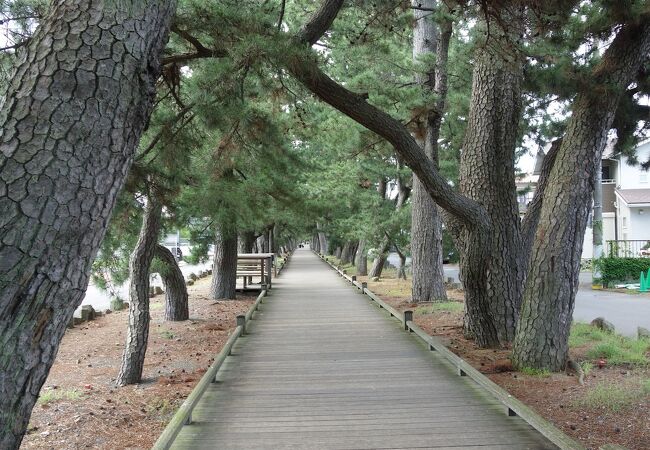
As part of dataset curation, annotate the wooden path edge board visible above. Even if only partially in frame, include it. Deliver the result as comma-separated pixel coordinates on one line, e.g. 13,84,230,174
317,251,585,450
152,288,267,450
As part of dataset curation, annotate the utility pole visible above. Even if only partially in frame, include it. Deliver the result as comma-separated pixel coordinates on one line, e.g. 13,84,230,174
592,159,603,288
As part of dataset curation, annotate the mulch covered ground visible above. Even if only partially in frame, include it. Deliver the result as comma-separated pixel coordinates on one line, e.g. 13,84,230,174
22,277,255,449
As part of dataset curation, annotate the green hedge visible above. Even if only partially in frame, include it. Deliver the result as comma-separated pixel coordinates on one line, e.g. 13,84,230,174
596,257,650,286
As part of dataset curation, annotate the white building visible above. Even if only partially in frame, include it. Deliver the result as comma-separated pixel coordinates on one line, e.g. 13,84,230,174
582,140,650,258
524,141,650,259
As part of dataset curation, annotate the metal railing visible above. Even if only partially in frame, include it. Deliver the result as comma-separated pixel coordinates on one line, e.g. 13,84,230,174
605,240,650,258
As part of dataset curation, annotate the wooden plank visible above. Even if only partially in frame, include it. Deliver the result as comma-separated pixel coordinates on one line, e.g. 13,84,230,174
162,249,563,450
151,289,267,450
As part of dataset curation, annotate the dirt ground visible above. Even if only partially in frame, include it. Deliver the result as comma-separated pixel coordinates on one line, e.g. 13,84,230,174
358,274,650,450
21,277,255,450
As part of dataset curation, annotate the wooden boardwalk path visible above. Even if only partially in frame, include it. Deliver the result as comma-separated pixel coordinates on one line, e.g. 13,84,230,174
170,249,557,449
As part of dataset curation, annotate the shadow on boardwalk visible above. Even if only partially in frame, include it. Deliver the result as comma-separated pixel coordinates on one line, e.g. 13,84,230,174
170,249,556,450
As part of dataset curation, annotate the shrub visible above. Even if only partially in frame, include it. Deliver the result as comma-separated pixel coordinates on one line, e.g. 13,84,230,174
595,257,650,286
110,296,126,311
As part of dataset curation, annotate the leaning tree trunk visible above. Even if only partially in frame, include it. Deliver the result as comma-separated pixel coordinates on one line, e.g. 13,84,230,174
155,245,189,321
316,222,328,254
513,22,650,371
453,8,525,347
410,0,450,303
396,249,407,281
340,241,352,264
368,239,390,278
116,197,163,386
210,225,238,300
0,1,175,446
356,239,368,276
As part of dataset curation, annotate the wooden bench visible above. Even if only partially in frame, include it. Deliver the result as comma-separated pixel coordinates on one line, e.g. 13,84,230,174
236,253,274,289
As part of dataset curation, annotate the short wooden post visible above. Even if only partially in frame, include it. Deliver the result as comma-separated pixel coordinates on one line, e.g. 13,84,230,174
185,411,192,425
457,367,467,376
351,275,357,282
429,343,436,351
237,315,246,335
404,310,413,331
361,282,367,293
507,407,517,417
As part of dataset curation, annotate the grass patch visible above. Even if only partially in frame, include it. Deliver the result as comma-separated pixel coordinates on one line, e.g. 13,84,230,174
576,382,643,412
568,322,609,347
569,323,650,367
150,303,163,310
415,302,464,315
642,378,650,395
159,329,175,340
520,367,551,377
585,338,649,366
38,389,82,405
146,397,176,420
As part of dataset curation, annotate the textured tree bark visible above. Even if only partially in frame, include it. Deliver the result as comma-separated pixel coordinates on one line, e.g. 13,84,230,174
238,231,256,253
513,21,650,371
116,198,163,386
356,239,368,276
395,246,407,281
340,241,352,264
520,139,561,260
316,222,328,254
452,8,526,347
210,225,238,300
155,245,189,321
0,1,176,446
368,238,390,278
334,246,342,260
410,0,449,303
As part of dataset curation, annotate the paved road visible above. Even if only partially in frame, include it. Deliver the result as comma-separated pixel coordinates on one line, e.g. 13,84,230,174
169,249,556,449
442,266,650,337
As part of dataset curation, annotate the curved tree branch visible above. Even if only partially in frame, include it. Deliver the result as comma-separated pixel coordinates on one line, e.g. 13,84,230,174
288,0,486,228
296,0,345,46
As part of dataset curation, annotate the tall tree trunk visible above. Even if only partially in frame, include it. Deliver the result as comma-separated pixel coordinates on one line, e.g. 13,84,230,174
513,22,650,371
155,245,189,322
356,239,368,276
340,241,352,264
368,239,390,278
210,225,238,300
410,0,450,303
316,222,328,254
334,246,342,260
268,226,275,254
239,231,256,253
453,8,525,347
395,246,407,281
0,1,175,446
117,197,163,386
